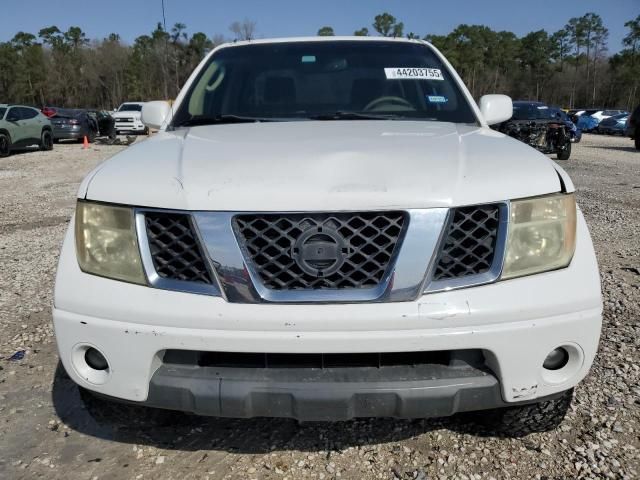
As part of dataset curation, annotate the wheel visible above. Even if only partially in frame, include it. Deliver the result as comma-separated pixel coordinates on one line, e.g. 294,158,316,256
0,132,10,157
88,128,96,143
143,127,149,135
557,141,571,160
40,129,53,151
468,388,573,437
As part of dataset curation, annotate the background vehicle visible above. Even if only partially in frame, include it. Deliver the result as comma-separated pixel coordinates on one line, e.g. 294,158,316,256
114,102,147,134
590,109,627,123
87,110,116,138
567,109,593,124
0,104,53,157
570,109,628,133
494,101,573,159
46,108,98,143
548,106,581,143
576,114,599,133
597,113,628,135
625,104,640,150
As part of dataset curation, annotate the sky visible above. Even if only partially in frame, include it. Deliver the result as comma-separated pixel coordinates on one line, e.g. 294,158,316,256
1,0,638,51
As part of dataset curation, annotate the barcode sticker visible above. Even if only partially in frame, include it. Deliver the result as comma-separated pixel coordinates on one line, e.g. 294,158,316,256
384,67,444,81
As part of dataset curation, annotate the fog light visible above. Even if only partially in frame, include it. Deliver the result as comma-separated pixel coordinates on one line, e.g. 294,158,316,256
85,347,109,371
543,347,569,371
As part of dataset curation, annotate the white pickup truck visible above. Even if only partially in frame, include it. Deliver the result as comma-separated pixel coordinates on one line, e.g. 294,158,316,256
113,102,147,134
54,37,602,435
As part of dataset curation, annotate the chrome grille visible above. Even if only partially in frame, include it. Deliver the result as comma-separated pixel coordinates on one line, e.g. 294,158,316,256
144,212,212,284
234,212,407,290
433,205,500,280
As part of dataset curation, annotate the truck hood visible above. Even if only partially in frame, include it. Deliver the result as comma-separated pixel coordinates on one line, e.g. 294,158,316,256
83,121,565,211
114,111,141,119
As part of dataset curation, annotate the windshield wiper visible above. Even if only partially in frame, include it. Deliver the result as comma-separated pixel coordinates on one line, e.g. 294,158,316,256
308,111,398,121
176,114,273,127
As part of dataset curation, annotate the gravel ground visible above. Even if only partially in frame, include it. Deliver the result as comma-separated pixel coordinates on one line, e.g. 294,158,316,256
0,134,638,480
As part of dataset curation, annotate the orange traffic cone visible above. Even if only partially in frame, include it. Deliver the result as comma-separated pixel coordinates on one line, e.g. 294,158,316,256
82,135,89,149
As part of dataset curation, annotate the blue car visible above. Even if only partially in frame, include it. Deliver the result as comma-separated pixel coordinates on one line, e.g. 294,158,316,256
576,115,599,133
597,113,628,135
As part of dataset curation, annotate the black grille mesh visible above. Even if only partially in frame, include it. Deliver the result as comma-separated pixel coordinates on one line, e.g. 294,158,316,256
433,205,500,280
145,212,212,284
163,349,457,368
234,212,406,290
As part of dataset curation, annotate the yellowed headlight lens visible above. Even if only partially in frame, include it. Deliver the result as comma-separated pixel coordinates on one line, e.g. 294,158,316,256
502,193,576,280
75,202,146,284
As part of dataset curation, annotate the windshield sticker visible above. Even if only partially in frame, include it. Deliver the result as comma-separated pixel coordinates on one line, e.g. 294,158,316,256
385,67,444,81
427,95,448,103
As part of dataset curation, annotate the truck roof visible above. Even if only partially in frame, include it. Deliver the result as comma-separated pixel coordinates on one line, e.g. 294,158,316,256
218,36,431,50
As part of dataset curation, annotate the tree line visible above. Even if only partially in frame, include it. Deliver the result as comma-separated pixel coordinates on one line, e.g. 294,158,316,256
319,12,639,110
0,12,638,110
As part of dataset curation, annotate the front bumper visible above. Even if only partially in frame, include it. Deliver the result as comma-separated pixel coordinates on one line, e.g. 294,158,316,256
53,212,602,419
95,360,568,420
115,121,145,132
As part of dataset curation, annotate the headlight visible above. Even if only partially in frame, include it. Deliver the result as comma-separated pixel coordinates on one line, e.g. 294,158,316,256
75,201,146,284
501,193,576,279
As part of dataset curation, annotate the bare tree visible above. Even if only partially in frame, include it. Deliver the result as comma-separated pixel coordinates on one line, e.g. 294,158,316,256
591,26,609,104
550,29,571,72
229,19,257,41
211,34,226,47
565,17,586,108
581,13,606,101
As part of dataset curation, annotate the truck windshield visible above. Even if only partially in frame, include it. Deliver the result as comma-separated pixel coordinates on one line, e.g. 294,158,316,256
172,40,478,126
119,104,142,112
512,104,558,121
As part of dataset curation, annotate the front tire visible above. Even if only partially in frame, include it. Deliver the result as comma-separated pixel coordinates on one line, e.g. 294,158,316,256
557,141,571,160
0,133,10,157
40,129,53,151
469,388,574,437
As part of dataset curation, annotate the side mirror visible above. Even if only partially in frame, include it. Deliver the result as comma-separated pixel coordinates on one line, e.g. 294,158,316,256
479,94,513,125
141,101,171,129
